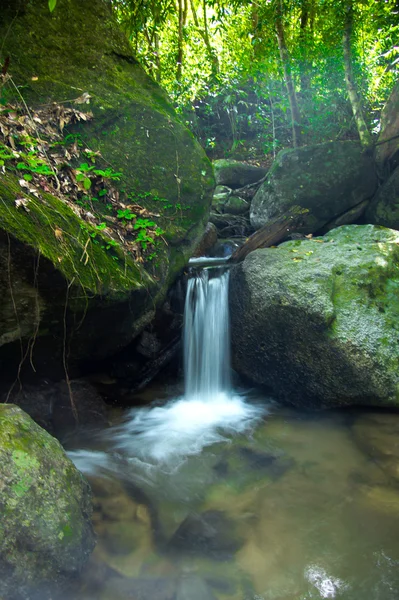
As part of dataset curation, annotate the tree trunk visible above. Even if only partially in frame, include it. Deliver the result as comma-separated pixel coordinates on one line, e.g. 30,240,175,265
275,0,302,147
189,0,219,77
176,0,188,81
229,206,310,264
342,1,373,150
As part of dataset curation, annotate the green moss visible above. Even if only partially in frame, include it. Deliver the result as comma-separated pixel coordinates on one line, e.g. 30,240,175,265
0,173,151,304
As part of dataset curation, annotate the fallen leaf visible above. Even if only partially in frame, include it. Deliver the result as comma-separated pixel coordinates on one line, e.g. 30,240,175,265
15,197,30,212
54,227,63,240
73,92,92,105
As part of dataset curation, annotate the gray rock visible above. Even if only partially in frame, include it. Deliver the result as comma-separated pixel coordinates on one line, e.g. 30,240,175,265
250,141,377,231
365,166,399,230
230,224,399,408
376,80,399,173
213,159,267,188
0,405,95,600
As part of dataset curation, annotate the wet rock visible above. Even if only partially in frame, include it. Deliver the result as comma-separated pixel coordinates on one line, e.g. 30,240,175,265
211,239,241,258
193,223,218,257
5,378,109,439
0,404,95,600
169,510,244,559
213,159,267,188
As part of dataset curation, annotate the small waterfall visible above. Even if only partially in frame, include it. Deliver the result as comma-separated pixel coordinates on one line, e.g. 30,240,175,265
69,261,265,471
184,269,231,400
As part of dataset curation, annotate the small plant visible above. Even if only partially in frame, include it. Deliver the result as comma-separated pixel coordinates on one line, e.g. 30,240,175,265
117,208,136,221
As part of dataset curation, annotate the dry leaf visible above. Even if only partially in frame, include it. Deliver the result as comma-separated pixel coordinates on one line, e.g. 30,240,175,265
73,92,92,105
15,197,30,212
54,228,63,240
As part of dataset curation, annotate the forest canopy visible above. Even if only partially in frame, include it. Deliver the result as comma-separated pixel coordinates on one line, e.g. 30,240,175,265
105,0,398,158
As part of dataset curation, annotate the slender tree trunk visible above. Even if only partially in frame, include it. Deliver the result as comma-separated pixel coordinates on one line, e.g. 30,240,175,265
342,1,373,149
275,0,302,147
189,0,219,77
176,0,187,81
299,0,311,93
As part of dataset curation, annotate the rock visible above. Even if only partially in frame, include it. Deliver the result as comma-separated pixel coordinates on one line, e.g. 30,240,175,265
213,192,249,215
211,239,241,258
0,0,213,377
214,185,232,195
176,574,217,600
169,510,243,559
100,576,177,600
365,166,399,230
321,199,370,234
213,159,267,188
0,404,95,600
230,224,399,408
193,223,218,257
352,413,399,483
6,379,109,439
250,141,377,231
376,81,399,173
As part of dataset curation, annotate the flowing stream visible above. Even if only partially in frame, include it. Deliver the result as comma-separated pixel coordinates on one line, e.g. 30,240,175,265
66,265,399,600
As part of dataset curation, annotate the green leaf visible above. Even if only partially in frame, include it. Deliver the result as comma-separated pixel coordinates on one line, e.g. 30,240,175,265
83,177,91,190
48,0,57,12
23,174,33,181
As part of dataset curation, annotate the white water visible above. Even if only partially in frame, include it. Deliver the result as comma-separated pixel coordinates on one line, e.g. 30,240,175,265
69,266,264,473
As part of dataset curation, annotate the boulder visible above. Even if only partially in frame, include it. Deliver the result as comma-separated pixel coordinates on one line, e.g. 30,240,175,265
250,141,377,231
230,225,399,408
193,222,218,257
0,0,213,377
365,166,399,229
0,404,95,600
376,80,399,173
213,159,267,188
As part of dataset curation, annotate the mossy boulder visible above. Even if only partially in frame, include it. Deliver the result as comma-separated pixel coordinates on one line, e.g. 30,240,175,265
365,166,399,230
375,80,399,173
213,159,267,188
230,225,399,408
0,0,213,373
0,404,95,600
250,141,377,231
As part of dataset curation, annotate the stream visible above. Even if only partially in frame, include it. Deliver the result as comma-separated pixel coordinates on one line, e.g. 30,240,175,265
65,264,399,600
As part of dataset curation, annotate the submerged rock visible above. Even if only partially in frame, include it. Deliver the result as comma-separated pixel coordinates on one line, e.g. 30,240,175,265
230,225,399,408
352,412,399,483
0,404,95,600
250,141,377,231
169,510,244,559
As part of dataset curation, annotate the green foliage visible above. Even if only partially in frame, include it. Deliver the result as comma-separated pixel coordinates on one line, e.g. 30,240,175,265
48,0,57,13
111,0,398,157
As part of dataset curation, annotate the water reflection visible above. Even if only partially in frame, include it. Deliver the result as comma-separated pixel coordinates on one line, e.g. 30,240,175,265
63,400,399,600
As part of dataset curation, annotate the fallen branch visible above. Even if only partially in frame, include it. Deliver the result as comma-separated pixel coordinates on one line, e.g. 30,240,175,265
229,206,310,263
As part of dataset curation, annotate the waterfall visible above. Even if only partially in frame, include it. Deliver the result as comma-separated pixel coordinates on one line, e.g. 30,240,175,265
69,262,265,471
184,269,231,400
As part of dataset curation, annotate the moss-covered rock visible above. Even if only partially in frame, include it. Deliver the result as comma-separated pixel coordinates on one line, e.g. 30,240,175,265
0,0,213,372
230,225,399,408
365,166,399,229
250,141,377,231
0,404,95,600
213,159,267,188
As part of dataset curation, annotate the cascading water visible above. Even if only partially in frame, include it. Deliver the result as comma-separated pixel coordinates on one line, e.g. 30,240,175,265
184,268,231,400
69,263,264,473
